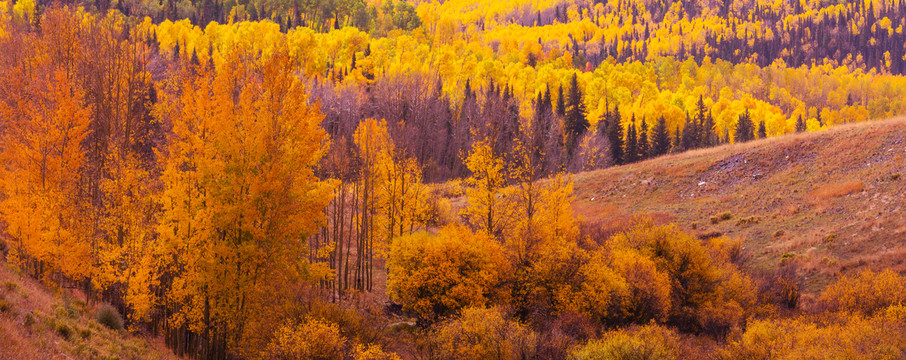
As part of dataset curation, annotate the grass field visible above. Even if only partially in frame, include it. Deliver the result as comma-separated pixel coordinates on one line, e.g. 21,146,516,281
0,263,179,360
567,117,906,297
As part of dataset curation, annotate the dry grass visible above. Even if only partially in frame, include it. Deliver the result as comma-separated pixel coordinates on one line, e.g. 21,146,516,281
810,180,864,206
0,262,181,360
561,116,906,295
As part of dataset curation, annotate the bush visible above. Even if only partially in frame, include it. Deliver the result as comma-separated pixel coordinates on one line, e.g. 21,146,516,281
711,212,733,224
387,225,509,322
0,298,10,313
820,269,906,315
94,304,124,330
56,323,73,341
3,281,17,291
611,220,756,336
354,344,401,360
569,325,681,360
722,315,906,360
265,318,346,360
432,307,537,360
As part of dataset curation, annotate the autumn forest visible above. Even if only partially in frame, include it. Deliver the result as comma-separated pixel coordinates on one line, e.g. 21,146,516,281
2,0,906,359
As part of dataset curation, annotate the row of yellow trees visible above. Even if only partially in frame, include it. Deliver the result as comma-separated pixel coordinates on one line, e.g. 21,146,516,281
150,14,906,147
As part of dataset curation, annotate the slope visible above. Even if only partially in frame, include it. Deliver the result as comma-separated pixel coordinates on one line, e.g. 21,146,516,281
571,117,906,294
0,261,180,360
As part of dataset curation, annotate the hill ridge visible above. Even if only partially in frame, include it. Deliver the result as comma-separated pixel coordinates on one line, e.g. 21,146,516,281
570,117,906,293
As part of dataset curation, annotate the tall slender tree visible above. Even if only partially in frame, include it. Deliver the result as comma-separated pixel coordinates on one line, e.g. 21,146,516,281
650,115,670,157
795,115,807,132
638,117,649,161
624,115,638,163
735,109,755,142
564,74,588,156
606,105,624,165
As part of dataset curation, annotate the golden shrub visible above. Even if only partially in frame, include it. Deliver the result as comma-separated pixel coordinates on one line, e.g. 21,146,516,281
433,307,538,360
387,225,509,322
264,318,346,360
568,324,681,360
820,269,906,315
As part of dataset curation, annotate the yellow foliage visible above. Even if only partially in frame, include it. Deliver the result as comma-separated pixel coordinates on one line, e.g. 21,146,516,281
569,324,681,360
820,269,906,316
263,318,346,360
154,45,335,352
354,344,402,360
387,225,509,321
723,314,906,360
433,307,538,360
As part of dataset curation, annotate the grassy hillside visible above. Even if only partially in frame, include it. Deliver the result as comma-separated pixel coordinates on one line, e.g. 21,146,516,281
0,263,179,360
569,117,906,295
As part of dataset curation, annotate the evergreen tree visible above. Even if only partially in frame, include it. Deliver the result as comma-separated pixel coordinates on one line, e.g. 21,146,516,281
816,111,824,127
555,85,566,117
564,74,589,156
758,120,767,139
702,110,716,147
624,115,638,163
673,125,682,152
735,110,754,143
650,115,670,157
607,105,624,165
796,115,807,132
638,117,649,160
680,111,698,150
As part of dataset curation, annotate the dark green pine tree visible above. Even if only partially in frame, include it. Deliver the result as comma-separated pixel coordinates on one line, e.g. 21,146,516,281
680,111,698,151
702,110,716,147
816,111,824,127
696,95,710,147
625,115,638,163
556,85,566,117
795,115,807,132
607,105,624,165
673,125,682,153
650,115,670,157
758,120,767,139
564,74,589,156
735,109,754,143
638,117,649,161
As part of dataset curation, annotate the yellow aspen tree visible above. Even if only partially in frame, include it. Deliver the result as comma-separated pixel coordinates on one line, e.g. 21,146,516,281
0,69,92,285
155,45,335,356
461,139,515,238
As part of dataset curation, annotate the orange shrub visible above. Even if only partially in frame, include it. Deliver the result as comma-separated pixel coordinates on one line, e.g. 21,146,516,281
387,225,509,322
820,269,906,315
432,307,537,360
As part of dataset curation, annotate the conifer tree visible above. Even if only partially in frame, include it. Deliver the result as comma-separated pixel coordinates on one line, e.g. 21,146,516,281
638,117,649,160
650,115,670,157
735,109,755,142
702,111,716,147
673,125,682,152
607,105,624,165
795,115,807,132
680,111,699,150
555,85,566,117
564,73,589,156
758,120,767,139
624,115,638,163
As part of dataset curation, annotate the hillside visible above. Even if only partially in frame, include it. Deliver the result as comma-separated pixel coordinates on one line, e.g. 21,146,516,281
0,263,179,360
570,117,906,294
